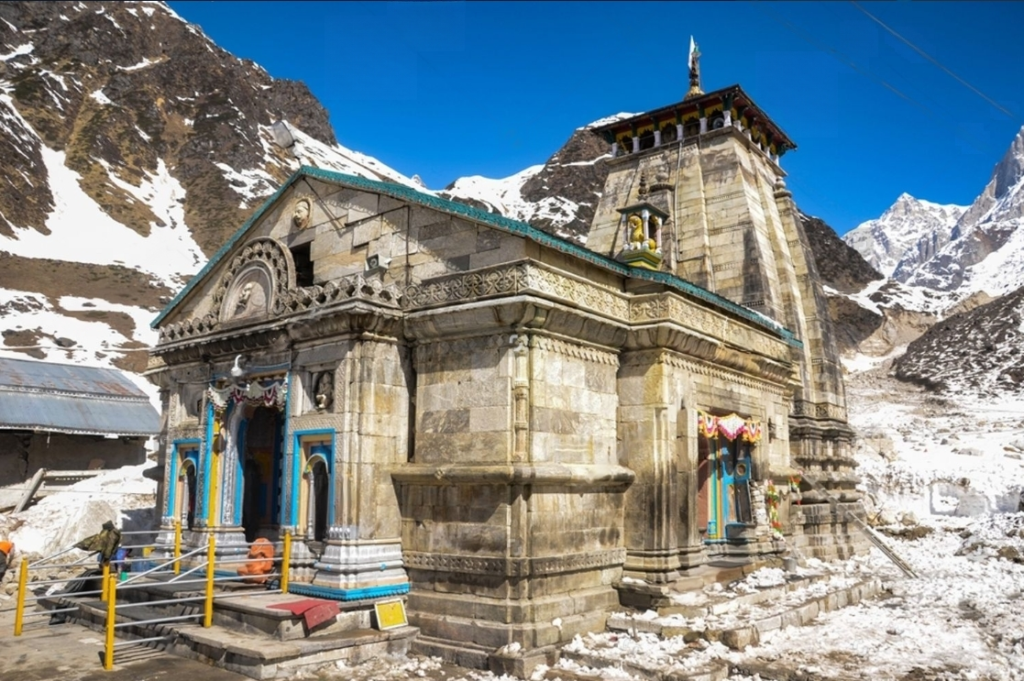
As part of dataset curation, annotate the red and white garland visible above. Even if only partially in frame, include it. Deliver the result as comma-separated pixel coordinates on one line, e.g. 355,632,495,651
697,411,764,443
207,379,287,414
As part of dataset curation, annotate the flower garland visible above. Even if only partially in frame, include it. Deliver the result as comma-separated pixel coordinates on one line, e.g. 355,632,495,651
206,379,287,415
698,411,764,443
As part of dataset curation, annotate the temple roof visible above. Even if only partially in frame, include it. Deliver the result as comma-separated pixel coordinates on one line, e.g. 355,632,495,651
589,84,797,152
152,167,800,347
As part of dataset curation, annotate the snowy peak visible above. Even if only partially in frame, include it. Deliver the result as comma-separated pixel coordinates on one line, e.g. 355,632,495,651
992,124,1024,200
844,194,966,280
903,125,1024,297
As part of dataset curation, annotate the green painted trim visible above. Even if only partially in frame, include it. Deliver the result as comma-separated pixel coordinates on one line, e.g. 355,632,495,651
151,167,306,328
152,167,801,348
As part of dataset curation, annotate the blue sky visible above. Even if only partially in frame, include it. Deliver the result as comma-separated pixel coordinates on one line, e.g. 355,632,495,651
167,1,1024,236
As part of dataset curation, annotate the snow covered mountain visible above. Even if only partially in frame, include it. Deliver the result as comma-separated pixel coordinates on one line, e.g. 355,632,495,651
441,116,632,245
0,1,424,397
843,194,966,281
846,125,1024,303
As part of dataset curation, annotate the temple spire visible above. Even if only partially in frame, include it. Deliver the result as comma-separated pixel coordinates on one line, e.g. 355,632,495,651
685,36,703,99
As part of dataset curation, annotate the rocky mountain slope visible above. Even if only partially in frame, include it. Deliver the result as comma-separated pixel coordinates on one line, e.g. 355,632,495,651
892,283,1024,396
0,1,423,379
442,117,631,245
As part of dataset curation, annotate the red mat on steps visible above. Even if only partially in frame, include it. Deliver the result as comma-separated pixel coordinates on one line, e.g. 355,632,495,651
267,598,341,630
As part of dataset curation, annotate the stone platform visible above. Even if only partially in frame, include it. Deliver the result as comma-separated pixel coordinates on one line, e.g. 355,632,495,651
538,567,885,681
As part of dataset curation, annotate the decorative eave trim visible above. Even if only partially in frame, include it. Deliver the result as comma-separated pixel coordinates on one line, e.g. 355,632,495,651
152,167,801,349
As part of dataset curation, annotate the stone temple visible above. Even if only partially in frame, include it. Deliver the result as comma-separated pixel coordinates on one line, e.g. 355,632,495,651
146,51,864,676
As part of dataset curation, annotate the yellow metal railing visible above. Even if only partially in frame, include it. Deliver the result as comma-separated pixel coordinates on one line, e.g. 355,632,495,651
8,525,294,671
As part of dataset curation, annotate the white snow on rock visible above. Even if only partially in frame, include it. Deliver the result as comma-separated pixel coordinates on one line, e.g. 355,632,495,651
444,164,544,219
1,144,205,290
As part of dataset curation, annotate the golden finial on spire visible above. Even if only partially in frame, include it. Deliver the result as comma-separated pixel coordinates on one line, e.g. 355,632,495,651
685,36,703,100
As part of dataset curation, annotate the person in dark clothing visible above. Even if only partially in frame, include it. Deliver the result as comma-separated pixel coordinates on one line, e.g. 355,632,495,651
75,521,122,566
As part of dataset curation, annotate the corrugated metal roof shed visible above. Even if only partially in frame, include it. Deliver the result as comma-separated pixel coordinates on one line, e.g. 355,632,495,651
0,357,159,437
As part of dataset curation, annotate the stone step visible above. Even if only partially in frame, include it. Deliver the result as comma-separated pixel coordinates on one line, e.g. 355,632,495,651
538,576,883,681
172,622,418,680
46,574,382,641
608,576,882,651
40,592,417,680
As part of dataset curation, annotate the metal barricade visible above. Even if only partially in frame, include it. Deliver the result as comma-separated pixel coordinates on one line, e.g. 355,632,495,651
4,523,294,671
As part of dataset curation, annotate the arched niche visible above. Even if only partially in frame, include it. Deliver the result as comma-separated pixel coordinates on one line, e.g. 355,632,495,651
221,264,273,323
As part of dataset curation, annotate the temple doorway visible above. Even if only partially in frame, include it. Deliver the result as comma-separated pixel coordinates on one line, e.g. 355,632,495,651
177,457,198,531
311,459,329,543
697,412,758,542
241,406,284,542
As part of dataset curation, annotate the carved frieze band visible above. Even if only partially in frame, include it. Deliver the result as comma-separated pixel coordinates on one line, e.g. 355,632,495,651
158,270,401,345
402,548,626,577
630,294,789,363
159,257,791,365
404,263,526,309
406,262,788,363
622,348,787,397
403,262,628,319
532,335,619,367
519,265,628,319
274,275,401,316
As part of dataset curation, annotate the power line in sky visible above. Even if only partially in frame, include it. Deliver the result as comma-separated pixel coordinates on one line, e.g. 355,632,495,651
751,2,994,157
849,0,1018,122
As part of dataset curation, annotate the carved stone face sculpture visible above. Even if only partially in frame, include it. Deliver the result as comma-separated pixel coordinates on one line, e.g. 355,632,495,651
222,268,271,323
314,371,334,411
234,281,256,315
292,199,311,229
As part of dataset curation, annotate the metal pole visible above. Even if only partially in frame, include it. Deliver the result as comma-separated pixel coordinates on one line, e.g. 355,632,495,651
101,561,110,602
174,520,182,575
13,559,28,636
281,530,291,594
104,574,117,670
203,534,215,628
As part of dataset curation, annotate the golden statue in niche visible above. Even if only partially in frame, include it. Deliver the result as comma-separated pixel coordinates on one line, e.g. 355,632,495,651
628,215,644,244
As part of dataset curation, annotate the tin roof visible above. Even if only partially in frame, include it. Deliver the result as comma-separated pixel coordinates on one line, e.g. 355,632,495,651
153,167,801,348
0,357,159,437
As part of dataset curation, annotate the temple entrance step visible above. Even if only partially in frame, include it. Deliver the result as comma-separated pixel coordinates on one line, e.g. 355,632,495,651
170,622,418,680
37,588,418,680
